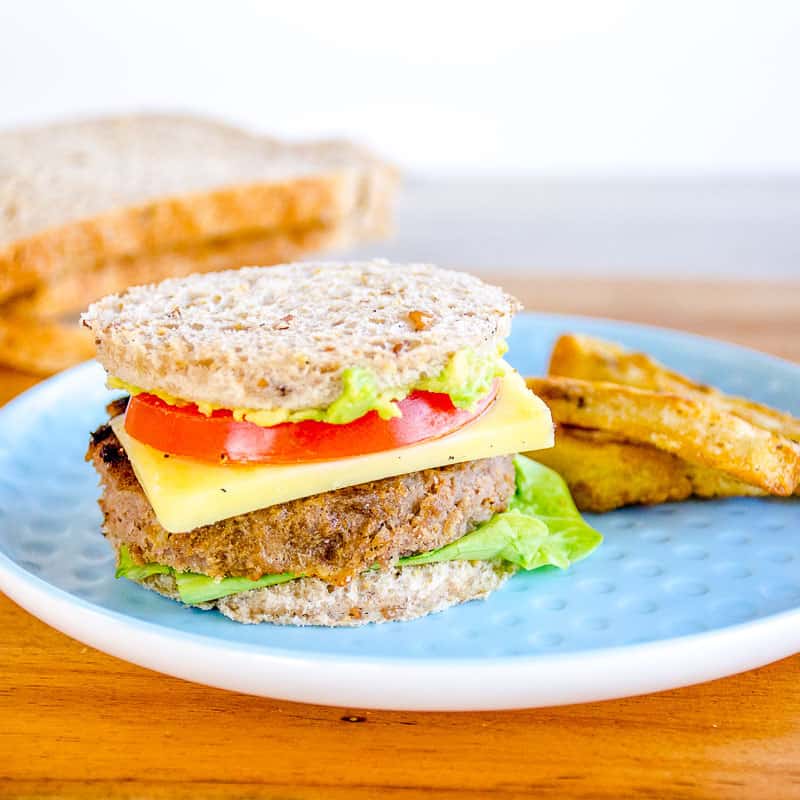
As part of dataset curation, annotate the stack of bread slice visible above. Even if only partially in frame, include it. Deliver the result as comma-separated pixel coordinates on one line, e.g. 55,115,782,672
0,114,397,374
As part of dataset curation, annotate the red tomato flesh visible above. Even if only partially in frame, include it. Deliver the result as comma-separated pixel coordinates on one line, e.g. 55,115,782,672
123,383,498,464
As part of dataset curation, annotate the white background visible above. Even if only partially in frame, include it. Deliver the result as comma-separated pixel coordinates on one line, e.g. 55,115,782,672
1,1,798,275
2,0,799,175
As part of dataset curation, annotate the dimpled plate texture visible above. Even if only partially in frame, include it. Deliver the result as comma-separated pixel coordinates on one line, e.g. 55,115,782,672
0,313,799,711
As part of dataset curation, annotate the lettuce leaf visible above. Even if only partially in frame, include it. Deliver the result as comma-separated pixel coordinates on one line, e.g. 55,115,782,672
399,510,550,568
508,454,603,565
400,456,602,570
115,545,296,604
175,570,296,604
115,546,171,581
115,456,601,604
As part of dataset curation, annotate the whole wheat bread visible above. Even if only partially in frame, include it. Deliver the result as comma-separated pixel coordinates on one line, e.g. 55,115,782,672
139,559,515,626
82,260,520,411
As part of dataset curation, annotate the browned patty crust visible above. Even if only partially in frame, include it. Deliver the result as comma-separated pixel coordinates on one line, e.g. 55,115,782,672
87,424,516,585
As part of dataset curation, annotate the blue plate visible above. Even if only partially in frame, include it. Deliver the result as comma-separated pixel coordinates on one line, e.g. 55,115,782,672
0,313,798,710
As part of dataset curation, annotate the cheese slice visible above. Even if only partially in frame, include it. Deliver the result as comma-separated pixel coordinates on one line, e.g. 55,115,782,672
111,369,554,533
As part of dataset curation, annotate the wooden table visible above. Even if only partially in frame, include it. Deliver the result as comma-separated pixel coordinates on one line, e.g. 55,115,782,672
2,278,799,799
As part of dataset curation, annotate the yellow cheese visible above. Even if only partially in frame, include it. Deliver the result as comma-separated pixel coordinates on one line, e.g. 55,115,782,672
111,370,554,533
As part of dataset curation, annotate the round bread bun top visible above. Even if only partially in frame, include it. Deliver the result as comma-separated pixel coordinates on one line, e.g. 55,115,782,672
82,259,521,412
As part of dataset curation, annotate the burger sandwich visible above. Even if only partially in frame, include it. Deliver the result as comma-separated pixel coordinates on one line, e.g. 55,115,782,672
82,260,600,625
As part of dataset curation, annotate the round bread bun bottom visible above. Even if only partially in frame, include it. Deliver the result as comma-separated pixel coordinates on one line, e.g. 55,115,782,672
136,560,517,626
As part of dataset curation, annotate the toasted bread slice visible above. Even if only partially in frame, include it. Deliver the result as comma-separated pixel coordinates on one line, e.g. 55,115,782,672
7,222,347,318
549,334,800,441
0,113,397,305
0,226,350,375
526,376,800,495
83,260,520,412
0,315,93,376
527,426,766,512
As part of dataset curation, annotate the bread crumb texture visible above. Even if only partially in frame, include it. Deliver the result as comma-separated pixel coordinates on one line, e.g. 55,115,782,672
83,259,521,411
141,560,515,626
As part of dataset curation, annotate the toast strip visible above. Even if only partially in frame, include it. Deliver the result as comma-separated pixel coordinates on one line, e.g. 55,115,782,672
526,376,800,495
527,426,767,513
549,333,800,441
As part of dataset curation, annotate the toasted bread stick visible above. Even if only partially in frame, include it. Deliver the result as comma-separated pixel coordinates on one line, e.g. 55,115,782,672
549,334,800,441
527,426,766,513
527,376,800,495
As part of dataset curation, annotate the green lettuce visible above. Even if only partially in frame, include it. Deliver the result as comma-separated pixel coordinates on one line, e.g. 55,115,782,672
400,456,602,570
115,456,602,605
174,570,296,604
398,510,550,568
115,546,296,604
115,546,171,581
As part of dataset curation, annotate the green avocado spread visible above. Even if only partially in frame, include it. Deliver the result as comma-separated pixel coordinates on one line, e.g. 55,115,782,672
108,347,507,427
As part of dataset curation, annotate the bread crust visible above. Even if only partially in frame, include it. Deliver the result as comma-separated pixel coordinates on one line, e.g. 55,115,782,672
7,223,347,318
83,260,520,411
0,225,354,375
0,114,396,304
0,315,94,376
137,560,515,626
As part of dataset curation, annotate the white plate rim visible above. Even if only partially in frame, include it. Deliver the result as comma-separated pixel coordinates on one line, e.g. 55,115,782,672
2,551,799,710
1,313,799,710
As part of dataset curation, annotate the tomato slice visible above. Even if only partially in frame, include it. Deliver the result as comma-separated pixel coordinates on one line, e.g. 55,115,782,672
123,383,498,464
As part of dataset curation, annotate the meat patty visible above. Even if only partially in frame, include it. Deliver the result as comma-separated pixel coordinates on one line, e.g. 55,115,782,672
87,424,516,585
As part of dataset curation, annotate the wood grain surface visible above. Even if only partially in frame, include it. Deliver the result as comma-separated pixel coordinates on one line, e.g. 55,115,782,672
1,277,799,800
